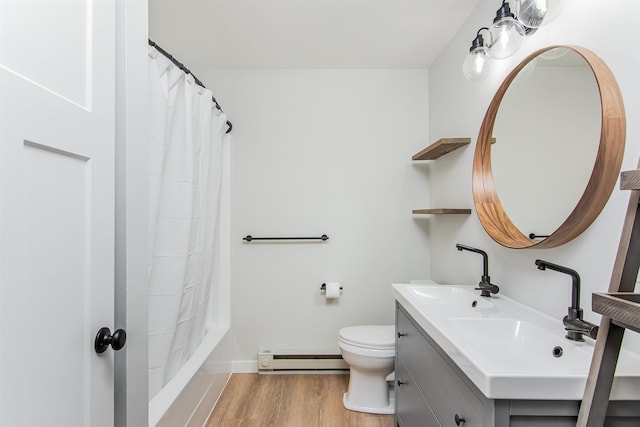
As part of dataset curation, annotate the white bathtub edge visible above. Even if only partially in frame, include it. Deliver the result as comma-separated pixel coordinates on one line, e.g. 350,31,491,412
149,325,230,426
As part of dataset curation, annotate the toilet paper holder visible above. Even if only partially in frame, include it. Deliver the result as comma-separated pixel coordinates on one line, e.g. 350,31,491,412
320,283,343,291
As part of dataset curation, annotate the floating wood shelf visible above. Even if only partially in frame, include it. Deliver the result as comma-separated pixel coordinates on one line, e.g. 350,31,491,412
411,138,475,217
593,292,640,334
412,209,472,215
412,138,471,160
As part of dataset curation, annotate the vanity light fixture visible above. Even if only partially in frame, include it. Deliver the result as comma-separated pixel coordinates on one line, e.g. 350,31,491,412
487,1,526,59
462,0,564,80
515,0,567,29
462,28,490,80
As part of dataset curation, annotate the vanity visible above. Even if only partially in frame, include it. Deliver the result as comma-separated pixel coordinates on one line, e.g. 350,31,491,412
392,43,634,426
392,283,640,427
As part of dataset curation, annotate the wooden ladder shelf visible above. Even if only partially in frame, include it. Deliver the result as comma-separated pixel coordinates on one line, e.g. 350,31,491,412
578,168,640,426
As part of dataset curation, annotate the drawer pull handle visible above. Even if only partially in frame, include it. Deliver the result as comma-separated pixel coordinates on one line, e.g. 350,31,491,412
455,414,466,425
397,380,406,387
397,332,406,338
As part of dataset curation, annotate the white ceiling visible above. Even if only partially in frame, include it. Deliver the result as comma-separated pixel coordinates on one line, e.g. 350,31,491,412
149,0,482,70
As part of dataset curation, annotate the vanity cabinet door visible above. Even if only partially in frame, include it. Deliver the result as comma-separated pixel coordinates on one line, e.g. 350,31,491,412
396,356,442,427
397,306,487,427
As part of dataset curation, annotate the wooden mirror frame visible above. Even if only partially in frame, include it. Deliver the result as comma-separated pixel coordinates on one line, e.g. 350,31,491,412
473,45,625,249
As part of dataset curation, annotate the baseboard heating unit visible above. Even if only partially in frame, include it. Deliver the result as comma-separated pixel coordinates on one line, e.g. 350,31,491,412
257,349,349,374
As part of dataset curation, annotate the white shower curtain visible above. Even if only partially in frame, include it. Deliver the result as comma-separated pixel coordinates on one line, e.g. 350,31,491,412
147,46,228,399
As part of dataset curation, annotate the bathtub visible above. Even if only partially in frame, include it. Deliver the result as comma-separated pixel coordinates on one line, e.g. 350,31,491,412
149,136,232,427
149,325,231,427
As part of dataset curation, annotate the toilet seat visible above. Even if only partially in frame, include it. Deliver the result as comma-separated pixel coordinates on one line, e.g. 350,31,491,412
338,325,395,350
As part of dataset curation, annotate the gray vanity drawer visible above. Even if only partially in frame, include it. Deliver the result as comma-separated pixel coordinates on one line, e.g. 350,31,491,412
396,355,442,427
397,306,487,427
395,304,640,426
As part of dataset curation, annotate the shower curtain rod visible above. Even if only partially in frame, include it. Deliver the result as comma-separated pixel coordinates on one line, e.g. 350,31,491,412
148,39,233,134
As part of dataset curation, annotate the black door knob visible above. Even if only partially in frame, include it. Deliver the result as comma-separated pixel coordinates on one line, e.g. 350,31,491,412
94,327,127,354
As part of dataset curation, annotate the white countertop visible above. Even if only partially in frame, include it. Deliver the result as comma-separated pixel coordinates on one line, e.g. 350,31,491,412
392,282,640,400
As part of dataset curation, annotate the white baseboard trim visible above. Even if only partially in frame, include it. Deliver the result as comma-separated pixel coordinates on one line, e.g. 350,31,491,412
232,360,258,373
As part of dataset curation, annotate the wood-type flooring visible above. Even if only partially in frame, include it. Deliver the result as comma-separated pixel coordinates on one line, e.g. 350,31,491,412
206,374,394,427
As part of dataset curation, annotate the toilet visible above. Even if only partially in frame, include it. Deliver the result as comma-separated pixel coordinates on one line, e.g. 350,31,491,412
338,325,396,414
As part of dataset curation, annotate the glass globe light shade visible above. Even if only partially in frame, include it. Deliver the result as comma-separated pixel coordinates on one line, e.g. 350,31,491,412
488,17,524,59
463,47,489,80
516,0,567,28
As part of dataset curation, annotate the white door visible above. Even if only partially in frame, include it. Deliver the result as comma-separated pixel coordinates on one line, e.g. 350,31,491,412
0,1,117,426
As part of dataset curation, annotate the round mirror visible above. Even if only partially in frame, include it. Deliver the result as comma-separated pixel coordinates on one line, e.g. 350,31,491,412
493,48,602,239
473,45,625,249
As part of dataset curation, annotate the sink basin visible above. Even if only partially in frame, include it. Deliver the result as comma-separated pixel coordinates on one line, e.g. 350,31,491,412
447,317,593,373
392,283,640,400
448,317,555,343
410,286,496,312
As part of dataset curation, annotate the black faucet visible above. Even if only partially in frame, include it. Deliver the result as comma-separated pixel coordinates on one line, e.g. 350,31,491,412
456,244,500,297
535,259,599,342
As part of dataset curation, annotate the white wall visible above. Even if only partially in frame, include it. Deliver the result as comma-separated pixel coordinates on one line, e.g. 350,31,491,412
428,0,640,353
203,69,430,366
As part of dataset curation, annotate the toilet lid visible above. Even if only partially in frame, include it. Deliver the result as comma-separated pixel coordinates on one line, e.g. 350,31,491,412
339,325,395,350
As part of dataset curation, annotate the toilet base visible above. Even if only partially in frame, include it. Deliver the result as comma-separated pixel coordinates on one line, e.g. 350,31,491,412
342,385,395,415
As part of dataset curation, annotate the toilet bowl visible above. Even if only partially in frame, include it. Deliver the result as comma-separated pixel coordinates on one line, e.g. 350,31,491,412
338,325,395,414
